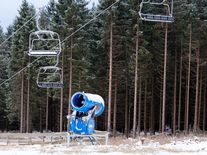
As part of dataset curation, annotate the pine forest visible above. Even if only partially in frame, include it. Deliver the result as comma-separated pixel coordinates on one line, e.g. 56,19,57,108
0,0,207,139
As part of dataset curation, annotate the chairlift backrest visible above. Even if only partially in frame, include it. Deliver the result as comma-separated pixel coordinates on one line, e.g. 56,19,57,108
36,66,63,88
139,0,174,23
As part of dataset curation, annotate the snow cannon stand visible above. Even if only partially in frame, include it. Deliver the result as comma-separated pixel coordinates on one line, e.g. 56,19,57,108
67,92,109,145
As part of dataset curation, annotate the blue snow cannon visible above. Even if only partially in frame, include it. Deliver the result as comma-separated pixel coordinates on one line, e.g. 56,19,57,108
69,92,105,135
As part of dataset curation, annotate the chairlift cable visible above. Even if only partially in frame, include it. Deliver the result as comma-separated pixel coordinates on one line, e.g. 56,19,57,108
0,0,121,87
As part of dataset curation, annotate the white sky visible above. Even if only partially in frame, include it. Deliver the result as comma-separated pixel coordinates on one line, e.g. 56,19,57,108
0,0,99,32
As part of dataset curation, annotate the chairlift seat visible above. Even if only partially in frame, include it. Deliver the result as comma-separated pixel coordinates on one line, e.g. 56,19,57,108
28,50,60,57
140,13,174,22
37,82,63,88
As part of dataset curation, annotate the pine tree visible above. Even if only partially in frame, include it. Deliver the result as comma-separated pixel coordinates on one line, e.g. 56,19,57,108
55,0,91,131
0,26,9,131
8,0,36,132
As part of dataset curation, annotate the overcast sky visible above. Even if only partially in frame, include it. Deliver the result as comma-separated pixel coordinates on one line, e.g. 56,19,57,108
0,0,99,32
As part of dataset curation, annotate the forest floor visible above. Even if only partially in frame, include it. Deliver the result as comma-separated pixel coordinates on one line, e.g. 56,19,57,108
0,132,207,154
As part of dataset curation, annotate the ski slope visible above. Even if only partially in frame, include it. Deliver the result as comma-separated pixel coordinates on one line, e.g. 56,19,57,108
0,133,207,155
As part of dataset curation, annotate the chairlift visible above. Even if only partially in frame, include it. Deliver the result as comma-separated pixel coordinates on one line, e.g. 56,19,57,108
28,9,62,57
36,66,63,88
28,30,61,56
139,0,174,23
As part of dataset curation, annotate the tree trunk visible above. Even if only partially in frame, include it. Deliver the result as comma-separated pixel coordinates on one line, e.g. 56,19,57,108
162,23,168,133
203,67,206,131
185,24,192,134
173,50,177,135
60,89,63,132
178,40,183,131
159,87,162,133
128,90,131,136
107,19,113,132
193,45,200,133
144,80,147,136
60,48,64,132
39,106,42,133
125,79,129,138
150,83,154,135
113,78,117,137
138,76,142,135
46,89,49,132
198,67,202,131
133,23,139,139
67,37,73,132
20,72,24,133
184,71,188,133
26,58,30,133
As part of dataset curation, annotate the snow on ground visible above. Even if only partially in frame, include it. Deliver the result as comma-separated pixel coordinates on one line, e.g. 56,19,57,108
1,133,207,155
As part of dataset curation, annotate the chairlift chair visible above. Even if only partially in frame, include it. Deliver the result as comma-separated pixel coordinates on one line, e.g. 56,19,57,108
139,0,174,23
36,66,63,88
28,30,62,57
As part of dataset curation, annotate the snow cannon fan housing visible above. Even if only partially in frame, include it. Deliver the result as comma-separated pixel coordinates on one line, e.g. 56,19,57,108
69,92,105,135
71,92,105,116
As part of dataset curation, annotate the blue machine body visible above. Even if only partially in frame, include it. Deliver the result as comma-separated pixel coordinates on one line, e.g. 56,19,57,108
69,92,105,135
70,115,95,135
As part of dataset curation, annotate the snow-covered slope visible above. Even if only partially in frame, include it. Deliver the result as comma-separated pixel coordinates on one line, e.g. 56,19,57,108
1,134,207,155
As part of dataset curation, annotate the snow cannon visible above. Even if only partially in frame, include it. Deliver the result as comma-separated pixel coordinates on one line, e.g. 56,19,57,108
69,92,105,135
